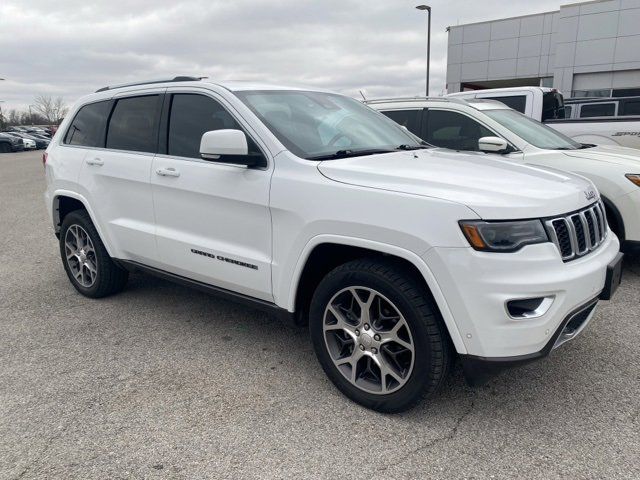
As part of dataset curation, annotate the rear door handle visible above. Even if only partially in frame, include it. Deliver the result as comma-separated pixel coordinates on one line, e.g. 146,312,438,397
86,157,104,166
155,167,180,177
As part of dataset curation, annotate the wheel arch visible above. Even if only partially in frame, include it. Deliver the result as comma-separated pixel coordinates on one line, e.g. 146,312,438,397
52,190,115,256
287,235,467,354
601,195,625,242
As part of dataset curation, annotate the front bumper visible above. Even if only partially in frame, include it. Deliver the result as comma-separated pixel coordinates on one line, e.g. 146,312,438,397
423,230,620,359
459,296,599,386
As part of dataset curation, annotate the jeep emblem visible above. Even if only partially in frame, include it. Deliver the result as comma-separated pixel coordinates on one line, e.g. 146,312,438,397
584,189,596,201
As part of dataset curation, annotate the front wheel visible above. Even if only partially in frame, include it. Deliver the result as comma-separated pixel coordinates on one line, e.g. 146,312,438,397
309,258,451,413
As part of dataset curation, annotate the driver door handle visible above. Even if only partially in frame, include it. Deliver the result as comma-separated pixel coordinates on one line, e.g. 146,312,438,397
156,167,180,178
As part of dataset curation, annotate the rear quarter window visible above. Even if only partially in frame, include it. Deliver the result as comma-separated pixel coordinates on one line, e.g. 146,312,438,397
64,101,111,147
484,95,527,114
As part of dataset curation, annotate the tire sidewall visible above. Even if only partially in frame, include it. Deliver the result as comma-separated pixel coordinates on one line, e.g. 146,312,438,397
310,267,438,412
59,211,104,297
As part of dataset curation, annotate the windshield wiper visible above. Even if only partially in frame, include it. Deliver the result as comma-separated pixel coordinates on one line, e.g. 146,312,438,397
308,148,395,160
396,144,431,151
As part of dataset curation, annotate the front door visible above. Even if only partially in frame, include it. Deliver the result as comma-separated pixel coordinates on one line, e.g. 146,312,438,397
151,91,273,301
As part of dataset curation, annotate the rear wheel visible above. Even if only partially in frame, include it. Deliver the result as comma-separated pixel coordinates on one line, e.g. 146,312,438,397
309,258,451,412
59,210,128,298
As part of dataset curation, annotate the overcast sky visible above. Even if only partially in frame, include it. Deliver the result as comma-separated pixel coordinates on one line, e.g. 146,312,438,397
1,0,563,112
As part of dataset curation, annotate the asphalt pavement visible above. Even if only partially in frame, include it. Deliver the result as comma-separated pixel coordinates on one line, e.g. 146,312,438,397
1,150,638,479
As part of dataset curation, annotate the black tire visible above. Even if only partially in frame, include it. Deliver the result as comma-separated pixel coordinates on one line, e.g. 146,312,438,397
309,258,452,413
0,142,11,153
59,210,128,298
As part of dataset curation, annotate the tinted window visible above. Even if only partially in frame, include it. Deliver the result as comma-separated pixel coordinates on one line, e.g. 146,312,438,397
168,94,242,158
484,95,527,114
564,105,573,118
579,103,615,118
106,95,160,153
621,100,640,116
424,110,494,151
64,101,110,147
381,109,421,136
542,92,565,121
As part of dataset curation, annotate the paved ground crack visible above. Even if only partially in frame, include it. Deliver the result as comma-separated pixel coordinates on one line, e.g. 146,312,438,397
377,394,477,474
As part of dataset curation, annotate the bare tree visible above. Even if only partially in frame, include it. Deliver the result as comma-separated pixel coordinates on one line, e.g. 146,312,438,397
32,95,68,125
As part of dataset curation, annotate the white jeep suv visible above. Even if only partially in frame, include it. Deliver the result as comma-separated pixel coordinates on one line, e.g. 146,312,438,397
44,77,623,412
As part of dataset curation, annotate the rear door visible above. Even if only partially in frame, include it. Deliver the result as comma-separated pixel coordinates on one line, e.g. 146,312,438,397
78,90,163,265
150,89,273,301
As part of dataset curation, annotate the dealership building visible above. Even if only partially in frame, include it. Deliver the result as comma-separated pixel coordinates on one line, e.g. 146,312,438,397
446,0,640,97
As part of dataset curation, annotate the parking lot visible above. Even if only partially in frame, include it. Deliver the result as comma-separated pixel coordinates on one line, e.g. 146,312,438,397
0,150,638,479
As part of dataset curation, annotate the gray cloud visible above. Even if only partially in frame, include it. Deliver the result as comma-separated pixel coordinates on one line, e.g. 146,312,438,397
0,0,561,112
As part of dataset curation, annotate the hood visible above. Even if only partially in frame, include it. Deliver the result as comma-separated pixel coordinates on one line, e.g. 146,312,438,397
562,145,640,169
318,149,597,219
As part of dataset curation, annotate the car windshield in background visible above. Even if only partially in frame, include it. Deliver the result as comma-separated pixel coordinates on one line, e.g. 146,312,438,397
484,109,583,150
235,90,423,159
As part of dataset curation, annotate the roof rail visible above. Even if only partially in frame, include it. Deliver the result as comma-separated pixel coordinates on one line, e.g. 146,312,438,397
95,76,206,93
363,96,449,104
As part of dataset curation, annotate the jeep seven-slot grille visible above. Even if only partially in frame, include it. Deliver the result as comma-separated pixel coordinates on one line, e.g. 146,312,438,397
545,201,607,262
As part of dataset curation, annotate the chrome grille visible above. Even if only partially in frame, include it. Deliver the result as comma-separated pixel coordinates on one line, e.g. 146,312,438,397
545,201,608,262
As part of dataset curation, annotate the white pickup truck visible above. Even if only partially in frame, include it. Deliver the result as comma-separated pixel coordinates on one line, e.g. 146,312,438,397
447,87,640,150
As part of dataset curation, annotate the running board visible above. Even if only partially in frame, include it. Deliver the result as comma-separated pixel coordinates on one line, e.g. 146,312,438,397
116,260,294,324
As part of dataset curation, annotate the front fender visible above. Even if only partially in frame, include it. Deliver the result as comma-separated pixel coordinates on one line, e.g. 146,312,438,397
281,234,468,354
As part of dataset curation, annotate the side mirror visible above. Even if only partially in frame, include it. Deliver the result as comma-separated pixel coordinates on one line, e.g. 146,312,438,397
200,129,266,167
478,136,509,153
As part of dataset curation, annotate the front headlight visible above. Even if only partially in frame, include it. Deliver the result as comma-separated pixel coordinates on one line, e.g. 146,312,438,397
626,174,640,187
459,219,549,252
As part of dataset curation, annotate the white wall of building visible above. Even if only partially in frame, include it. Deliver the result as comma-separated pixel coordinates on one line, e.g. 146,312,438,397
447,0,640,96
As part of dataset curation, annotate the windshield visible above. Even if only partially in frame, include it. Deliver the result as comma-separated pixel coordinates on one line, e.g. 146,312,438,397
234,90,423,159
484,109,582,150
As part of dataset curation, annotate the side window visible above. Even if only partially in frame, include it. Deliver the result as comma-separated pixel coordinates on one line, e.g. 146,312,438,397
621,100,640,116
579,103,616,118
106,95,160,153
424,110,494,151
64,101,110,147
564,105,573,118
484,95,527,114
381,109,421,136
168,94,259,159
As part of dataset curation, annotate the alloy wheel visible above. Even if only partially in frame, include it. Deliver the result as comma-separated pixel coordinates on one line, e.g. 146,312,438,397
64,224,98,288
323,286,415,394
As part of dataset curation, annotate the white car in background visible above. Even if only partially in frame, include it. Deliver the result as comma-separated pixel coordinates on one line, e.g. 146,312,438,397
446,87,640,150
368,97,640,253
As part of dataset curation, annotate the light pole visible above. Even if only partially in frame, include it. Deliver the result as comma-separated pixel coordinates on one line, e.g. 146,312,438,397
415,5,431,97
28,104,35,125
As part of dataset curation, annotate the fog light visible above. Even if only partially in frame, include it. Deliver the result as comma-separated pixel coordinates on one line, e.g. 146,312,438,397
506,296,554,319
